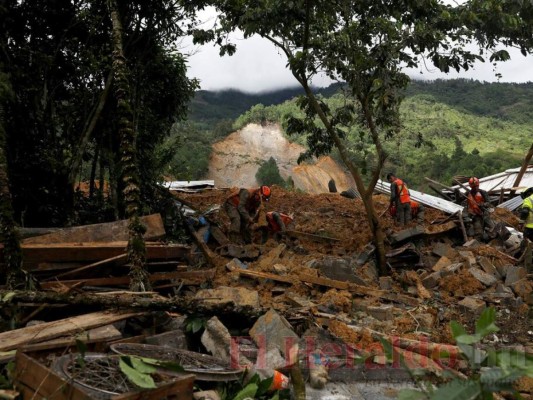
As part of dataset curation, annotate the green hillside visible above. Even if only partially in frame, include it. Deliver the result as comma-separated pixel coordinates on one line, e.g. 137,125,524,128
176,79,532,188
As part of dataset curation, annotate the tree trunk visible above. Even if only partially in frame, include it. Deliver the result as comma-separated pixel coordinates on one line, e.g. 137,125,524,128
108,0,150,291
298,80,388,275
69,72,113,185
0,100,25,289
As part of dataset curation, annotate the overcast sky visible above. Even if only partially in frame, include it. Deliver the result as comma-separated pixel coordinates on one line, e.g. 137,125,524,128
183,11,533,93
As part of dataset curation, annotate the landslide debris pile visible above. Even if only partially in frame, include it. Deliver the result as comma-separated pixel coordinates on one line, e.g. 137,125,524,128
0,185,531,399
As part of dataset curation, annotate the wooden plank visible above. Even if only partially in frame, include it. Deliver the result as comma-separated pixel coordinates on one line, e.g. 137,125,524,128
19,324,122,353
22,214,165,244
0,311,143,351
14,352,92,400
0,242,190,268
41,269,217,289
48,253,128,281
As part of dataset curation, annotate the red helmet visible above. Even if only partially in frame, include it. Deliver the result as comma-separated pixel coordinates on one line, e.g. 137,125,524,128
468,177,479,188
260,185,271,201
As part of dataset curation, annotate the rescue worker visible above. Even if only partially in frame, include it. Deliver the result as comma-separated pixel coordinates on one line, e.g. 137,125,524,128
465,176,495,240
389,200,425,223
387,172,411,225
223,185,271,244
262,211,295,243
519,187,533,241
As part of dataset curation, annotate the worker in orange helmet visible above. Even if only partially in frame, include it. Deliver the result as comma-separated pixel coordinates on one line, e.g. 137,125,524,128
386,172,411,226
389,200,425,223
223,185,271,244
261,211,295,243
465,176,495,240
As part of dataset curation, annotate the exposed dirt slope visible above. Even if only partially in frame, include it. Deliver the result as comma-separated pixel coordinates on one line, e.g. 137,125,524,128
208,123,355,193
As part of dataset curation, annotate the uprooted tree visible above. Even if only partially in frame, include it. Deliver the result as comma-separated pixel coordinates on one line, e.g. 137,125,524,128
195,0,533,275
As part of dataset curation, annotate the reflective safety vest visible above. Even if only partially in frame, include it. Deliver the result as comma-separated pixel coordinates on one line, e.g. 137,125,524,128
523,195,533,228
467,191,484,216
226,188,262,214
266,212,293,232
393,179,410,204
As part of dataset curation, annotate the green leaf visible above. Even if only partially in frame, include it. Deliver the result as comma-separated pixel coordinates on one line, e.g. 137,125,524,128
430,379,481,400
119,357,156,389
475,307,499,338
379,337,394,363
398,388,428,400
191,318,203,333
256,375,274,396
130,357,157,374
232,383,258,400
2,292,16,303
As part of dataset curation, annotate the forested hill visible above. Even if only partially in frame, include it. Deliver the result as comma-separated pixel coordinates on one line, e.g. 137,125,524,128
189,79,533,127
405,79,533,123
189,84,343,128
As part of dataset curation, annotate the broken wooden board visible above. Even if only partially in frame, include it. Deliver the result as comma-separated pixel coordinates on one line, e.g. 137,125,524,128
285,230,340,243
22,214,165,244
0,325,123,363
0,311,143,351
14,351,195,400
41,269,217,290
0,242,190,269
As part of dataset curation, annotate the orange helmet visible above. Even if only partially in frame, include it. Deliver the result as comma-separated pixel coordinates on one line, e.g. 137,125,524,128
260,185,271,201
468,177,479,188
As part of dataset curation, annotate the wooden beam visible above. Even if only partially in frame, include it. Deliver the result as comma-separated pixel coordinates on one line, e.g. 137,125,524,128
0,242,190,268
0,310,143,351
45,253,128,281
512,142,533,194
22,214,165,244
41,269,216,289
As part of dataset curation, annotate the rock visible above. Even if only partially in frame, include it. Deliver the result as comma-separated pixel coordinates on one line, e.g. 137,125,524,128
440,263,463,277
272,263,288,274
458,251,476,268
432,256,452,272
432,243,458,259
250,309,299,358
413,313,435,330
389,226,425,245
468,268,498,287
478,257,500,279
510,279,533,305
314,256,368,286
366,305,394,321
225,258,247,271
458,297,486,314
258,244,286,269
379,276,393,290
195,286,260,308
463,239,480,248
200,317,240,365
495,262,509,278
193,391,221,400
422,271,442,289
505,266,527,286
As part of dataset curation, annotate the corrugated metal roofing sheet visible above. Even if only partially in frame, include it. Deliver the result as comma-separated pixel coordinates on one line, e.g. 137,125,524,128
450,166,533,193
374,180,464,214
161,180,215,190
497,195,524,211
